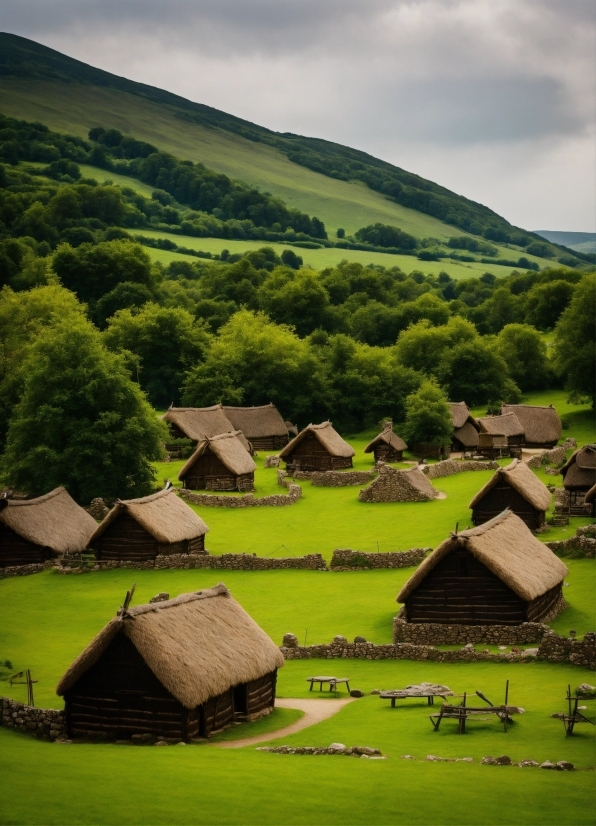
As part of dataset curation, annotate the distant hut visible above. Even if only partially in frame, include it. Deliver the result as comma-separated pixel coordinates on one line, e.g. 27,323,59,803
501,404,562,448
222,404,289,451
364,426,407,463
477,412,524,456
178,431,257,492
584,483,596,518
56,583,285,741
279,422,355,472
285,421,298,437
90,489,209,563
0,487,97,567
469,459,551,531
397,510,568,626
162,405,236,455
449,402,479,452
561,444,596,514
358,464,439,503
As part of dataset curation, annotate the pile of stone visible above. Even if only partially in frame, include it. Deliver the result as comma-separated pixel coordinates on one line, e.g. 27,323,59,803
257,743,384,758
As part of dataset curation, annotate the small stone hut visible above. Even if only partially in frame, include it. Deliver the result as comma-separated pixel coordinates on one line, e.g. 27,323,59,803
0,487,97,567
561,444,596,514
449,402,479,452
477,413,524,447
469,459,551,531
358,464,439,503
501,404,562,448
90,489,209,562
279,422,355,472
56,583,284,741
178,431,257,492
222,404,289,451
397,510,568,625
364,426,407,463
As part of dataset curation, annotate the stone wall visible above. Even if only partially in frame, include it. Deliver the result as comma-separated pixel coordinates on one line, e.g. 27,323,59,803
59,552,328,572
310,471,376,487
358,465,437,503
178,484,302,508
1,697,66,740
392,616,549,645
537,631,596,668
422,459,498,479
0,561,54,579
526,446,567,469
330,548,429,570
547,525,596,558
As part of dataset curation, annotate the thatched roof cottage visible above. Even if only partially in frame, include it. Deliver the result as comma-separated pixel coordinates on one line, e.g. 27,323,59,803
222,404,289,451
501,404,562,448
469,459,552,531
90,489,209,562
279,422,355,472
358,465,439,503
561,444,596,513
56,583,284,741
364,426,407,463
477,413,524,446
397,510,568,625
449,402,479,451
0,487,97,567
584,483,596,518
162,405,236,447
178,431,257,492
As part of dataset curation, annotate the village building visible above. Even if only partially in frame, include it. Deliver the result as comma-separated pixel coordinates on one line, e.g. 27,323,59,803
90,489,209,562
358,465,439,503
449,402,479,452
162,405,237,456
584,483,596,518
56,583,284,741
469,459,551,531
364,426,407,463
476,412,524,457
561,444,596,514
222,404,289,451
0,486,97,567
279,421,355,472
397,510,568,626
501,404,562,448
178,431,257,492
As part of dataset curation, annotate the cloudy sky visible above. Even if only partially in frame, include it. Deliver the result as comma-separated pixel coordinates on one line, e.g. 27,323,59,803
3,0,595,231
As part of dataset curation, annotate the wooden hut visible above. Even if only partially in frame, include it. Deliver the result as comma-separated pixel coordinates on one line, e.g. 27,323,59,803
501,404,562,448
90,489,209,562
561,444,596,514
162,405,236,455
449,402,479,452
584,483,596,518
56,583,285,741
364,426,407,463
222,404,289,451
469,459,551,531
397,510,568,626
279,421,355,472
477,413,524,457
178,431,257,492
0,487,97,567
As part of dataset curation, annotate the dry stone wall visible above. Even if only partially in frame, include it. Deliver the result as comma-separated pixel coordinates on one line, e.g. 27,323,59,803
547,525,596,558
525,446,567,469
330,548,428,570
310,471,376,487
358,465,437,503
422,460,498,479
0,561,54,579
178,485,301,508
58,552,328,572
392,616,548,645
1,698,66,740
537,631,595,668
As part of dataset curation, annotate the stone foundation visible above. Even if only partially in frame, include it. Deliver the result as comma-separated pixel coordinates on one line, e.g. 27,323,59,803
178,485,302,507
1,697,66,740
392,616,549,645
422,460,499,479
0,561,54,579
330,548,429,570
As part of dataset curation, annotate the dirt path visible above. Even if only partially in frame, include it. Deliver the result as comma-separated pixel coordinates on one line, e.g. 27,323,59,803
215,697,354,749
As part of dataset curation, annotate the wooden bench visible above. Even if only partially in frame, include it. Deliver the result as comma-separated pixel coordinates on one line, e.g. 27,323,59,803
307,676,350,695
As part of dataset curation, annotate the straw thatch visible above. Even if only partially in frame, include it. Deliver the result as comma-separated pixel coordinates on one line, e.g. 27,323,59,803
585,483,596,504
397,510,568,604
364,428,408,454
279,421,355,459
0,487,97,554
90,489,208,547
163,405,235,442
477,413,524,438
561,445,596,489
453,421,480,449
56,583,284,709
449,402,475,430
501,404,562,446
179,431,257,480
469,459,552,512
222,404,288,440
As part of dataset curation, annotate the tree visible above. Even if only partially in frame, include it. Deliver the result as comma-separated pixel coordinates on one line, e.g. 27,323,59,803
103,303,211,407
402,381,453,448
469,287,522,334
395,316,477,375
553,274,596,405
257,269,330,336
496,324,553,391
524,280,575,330
437,338,520,407
354,223,417,250
1,316,166,503
93,282,154,328
280,249,303,270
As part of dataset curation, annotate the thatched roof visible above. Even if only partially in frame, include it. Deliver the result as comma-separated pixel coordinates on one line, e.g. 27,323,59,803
279,422,355,459
561,445,596,489
449,402,476,430
163,406,235,442
0,486,97,554
397,510,568,604
90,489,208,546
364,427,407,454
501,404,562,445
469,459,552,512
453,421,479,449
405,466,439,498
56,583,284,708
179,431,257,480
584,483,596,504
222,404,288,439
477,413,524,437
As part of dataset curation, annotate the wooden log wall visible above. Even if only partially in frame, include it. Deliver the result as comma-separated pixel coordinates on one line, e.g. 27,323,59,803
94,514,158,562
373,446,403,463
287,434,352,471
0,524,48,567
201,689,234,737
527,583,564,622
245,671,277,717
472,481,544,531
249,435,288,451
157,536,205,556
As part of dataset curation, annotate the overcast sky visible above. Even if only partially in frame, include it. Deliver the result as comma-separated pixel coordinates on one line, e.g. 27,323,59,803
3,0,595,231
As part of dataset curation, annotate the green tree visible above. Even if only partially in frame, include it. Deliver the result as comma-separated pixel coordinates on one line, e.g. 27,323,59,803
553,274,596,405
257,269,330,336
524,280,575,330
437,338,520,407
496,324,553,391
2,316,166,502
395,316,477,375
402,380,453,448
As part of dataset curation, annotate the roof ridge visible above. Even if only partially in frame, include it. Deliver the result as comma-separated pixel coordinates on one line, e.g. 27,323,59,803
126,583,229,617
118,488,173,506
5,486,65,507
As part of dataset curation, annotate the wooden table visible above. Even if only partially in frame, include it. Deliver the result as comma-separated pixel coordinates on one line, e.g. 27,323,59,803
307,676,350,695
380,691,452,707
